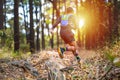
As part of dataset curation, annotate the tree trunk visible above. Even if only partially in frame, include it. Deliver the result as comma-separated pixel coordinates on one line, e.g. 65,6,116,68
14,0,19,51
29,0,35,53
41,15,45,50
0,0,6,47
51,1,55,49
35,6,40,51
108,0,113,42
0,0,3,29
77,0,81,47
4,0,7,29
21,0,29,44
113,0,119,39
40,1,45,50
55,0,60,48
49,0,57,49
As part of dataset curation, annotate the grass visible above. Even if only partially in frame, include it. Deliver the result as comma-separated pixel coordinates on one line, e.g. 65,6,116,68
102,41,120,67
0,47,31,59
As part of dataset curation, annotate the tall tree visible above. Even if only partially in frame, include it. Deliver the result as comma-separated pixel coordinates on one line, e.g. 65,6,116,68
29,0,35,53
14,0,20,51
49,0,55,48
108,0,113,42
56,0,61,48
41,15,45,50
113,0,119,38
53,0,60,48
0,0,4,29
77,0,81,47
49,0,60,48
35,1,40,51
40,0,45,50
4,0,7,29
21,0,29,44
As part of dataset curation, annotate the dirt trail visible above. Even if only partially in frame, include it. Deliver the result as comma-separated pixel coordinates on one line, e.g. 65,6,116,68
63,49,97,62
0,49,119,80
78,49,97,59
0,49,103,80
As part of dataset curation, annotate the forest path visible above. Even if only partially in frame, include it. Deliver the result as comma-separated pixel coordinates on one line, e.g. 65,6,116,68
0,49,103,80
78,49,97,60
42,49,101,79
59,48,98,62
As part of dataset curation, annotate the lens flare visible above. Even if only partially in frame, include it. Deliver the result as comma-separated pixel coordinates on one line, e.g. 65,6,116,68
82,0,86,2
79,19,85,28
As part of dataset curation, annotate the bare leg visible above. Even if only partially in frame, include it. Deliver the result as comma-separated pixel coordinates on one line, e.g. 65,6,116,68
66,41,78,56
58,41,80,62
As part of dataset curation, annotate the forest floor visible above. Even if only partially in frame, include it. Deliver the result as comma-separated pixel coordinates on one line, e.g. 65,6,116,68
0,46,120,80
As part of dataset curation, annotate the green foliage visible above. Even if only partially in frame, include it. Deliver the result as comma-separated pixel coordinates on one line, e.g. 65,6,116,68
20,43,30,52
7,17,14,27
46,19,51,25
103,41,120,67
104,50,115,62
11,51,22,59
10,50,31,59
34,0,40,6
0,48,31,59
4,28,14,49
22,0,28,4
0,30,4,36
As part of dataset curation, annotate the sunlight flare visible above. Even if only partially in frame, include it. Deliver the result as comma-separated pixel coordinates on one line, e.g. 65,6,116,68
79,18,85,28
82,0,86,2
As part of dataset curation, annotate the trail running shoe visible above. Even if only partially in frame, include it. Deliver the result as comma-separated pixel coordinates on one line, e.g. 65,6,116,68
76,56,81,63
57,47,66,58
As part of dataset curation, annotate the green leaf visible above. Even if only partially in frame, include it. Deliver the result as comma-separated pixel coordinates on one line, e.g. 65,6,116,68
104,50,115,62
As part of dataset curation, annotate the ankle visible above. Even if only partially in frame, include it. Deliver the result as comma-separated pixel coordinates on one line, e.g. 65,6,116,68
65,47,68,51
74,52,78,56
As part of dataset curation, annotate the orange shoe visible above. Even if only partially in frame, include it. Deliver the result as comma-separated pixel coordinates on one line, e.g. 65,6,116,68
57,47,66,58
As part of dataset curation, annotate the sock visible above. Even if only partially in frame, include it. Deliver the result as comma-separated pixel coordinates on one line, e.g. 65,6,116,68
65,47,68,51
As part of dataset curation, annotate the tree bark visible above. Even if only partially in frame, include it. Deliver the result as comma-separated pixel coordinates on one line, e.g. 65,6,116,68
29,0,35,53
35,6,40,51
4,0,7,29
108,0,113,42
21,0,29,44
55,0,60,48
113,0,119,38
0,0,3,29
51,0,55,49
41,15,45,50
14,0,19,51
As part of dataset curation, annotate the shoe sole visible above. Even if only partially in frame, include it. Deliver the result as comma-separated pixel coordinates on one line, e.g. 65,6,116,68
57,48,64,58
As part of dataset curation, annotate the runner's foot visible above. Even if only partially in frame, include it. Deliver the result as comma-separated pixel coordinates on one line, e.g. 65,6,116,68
76,56,81,63
57,47,66,58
